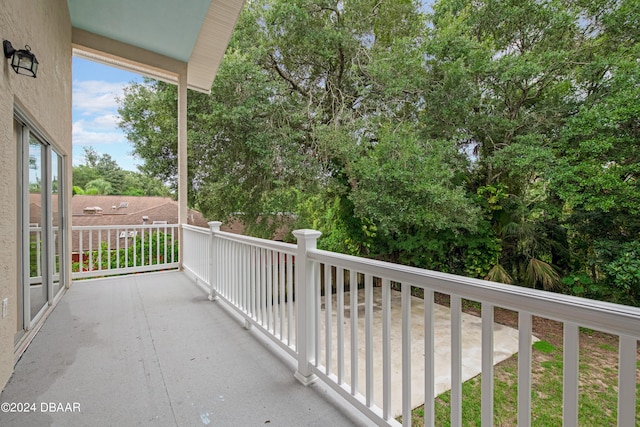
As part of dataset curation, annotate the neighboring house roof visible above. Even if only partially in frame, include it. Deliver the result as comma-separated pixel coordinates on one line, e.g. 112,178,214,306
69,195,212,253
71,195,209,228
30,194,282,239
28,194,211,229
29,194,285,252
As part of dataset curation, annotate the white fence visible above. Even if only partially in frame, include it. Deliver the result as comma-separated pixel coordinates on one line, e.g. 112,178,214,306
71,224,179,279
183,222,640,427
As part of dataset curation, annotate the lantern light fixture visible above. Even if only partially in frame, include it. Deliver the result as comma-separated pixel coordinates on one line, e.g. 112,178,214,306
3,40,38,78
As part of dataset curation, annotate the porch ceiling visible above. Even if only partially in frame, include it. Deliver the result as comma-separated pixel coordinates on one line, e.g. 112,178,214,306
68,0,245,93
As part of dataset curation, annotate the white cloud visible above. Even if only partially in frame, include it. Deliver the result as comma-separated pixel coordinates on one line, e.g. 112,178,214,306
71,61,143,171
72,80,128,147
72,119,127,146
72,80,128,114
91,114,121,130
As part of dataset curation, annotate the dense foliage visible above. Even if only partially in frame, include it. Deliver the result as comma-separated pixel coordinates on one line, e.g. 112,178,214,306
118,0,640,306
72,147,170,197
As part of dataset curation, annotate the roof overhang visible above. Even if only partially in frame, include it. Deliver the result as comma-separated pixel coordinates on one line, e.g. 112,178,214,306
69,0,245,93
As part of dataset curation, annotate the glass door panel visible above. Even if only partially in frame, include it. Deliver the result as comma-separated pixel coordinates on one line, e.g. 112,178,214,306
28,136,48,321
52,152,64,296
14,120,24,343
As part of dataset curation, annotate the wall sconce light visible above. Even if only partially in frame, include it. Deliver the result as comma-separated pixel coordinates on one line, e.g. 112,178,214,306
3,40,38,78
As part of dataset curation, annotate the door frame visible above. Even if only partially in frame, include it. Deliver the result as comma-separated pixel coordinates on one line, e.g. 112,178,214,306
15,107,67,338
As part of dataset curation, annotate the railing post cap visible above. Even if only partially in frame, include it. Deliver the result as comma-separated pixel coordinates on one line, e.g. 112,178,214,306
208,221,222,231
292,229,322,239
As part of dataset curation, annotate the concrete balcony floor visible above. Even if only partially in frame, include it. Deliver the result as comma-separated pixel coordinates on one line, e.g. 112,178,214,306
0,271,370,427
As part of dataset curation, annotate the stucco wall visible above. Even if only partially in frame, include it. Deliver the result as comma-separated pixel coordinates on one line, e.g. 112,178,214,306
0,0,72,389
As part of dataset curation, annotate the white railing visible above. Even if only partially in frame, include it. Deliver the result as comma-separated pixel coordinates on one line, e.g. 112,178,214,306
182,224,212,287
183,223,640,427
306,245,640,427
71,224,179,279
183,222,299,357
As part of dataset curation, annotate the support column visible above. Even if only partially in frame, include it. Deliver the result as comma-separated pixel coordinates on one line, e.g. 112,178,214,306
177,70,188,269
293,229,322,386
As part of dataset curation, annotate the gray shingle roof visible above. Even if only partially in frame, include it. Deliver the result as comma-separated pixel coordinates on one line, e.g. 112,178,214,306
71,195,209,228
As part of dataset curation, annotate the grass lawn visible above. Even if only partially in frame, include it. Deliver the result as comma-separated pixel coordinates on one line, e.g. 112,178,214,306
402,304,640,426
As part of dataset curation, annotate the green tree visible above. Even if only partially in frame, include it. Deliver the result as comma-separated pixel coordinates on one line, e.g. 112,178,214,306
94,153,126,194
84,178,113,195
73,146,170,197
72,147,101,189
116,0,640,305
548,0,640,303
121,171,171,197
423,0,590,288
117,83,181,192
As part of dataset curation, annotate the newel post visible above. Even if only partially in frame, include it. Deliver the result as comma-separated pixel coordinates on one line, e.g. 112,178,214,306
208,221,222,302
293,229,322,386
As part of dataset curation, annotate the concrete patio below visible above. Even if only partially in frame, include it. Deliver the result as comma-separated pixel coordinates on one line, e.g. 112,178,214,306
0,271,371,427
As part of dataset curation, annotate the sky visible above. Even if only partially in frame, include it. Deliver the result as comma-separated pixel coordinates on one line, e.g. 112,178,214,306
72,57,142,171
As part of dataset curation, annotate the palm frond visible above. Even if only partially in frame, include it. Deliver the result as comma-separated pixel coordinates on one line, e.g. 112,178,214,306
485,263,513,284
526,258,561,291
501,221,521,237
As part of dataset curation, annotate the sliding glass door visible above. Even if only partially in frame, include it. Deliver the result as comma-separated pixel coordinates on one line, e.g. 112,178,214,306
16,115,66,341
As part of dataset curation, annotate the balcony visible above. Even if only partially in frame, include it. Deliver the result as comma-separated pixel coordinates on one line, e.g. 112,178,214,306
1,271,371,426
2,224,639,426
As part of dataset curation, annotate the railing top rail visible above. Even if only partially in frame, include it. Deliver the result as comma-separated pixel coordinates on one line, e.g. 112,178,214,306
213,230,297,255
182,224,210,234
182,224,296,254
309,248,640,339
72,224,179,231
